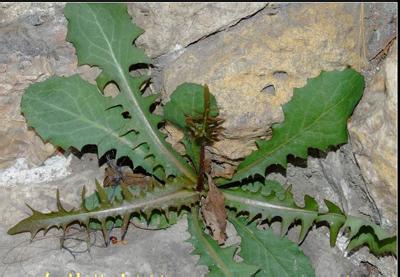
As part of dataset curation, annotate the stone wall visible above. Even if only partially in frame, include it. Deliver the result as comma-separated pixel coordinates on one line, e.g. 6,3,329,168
0,3,397,276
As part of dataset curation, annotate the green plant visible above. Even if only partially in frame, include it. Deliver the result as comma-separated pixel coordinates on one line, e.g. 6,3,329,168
8,3,396,276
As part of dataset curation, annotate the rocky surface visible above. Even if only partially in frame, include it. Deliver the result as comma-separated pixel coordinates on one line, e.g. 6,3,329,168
128,2,268,58
0,2,397,277
268,143,396,277
361,2,397,78
160,3,363,162
0,154,208,277
0,3,74,169
349,40,398,232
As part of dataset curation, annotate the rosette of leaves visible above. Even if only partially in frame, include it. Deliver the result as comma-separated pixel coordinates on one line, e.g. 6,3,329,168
8,3,396,276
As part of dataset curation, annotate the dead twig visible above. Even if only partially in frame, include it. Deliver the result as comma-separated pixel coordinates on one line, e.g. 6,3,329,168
369,35,397,62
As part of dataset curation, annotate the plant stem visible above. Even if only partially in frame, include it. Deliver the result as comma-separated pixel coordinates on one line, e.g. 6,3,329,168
196,85,211,192
196,141,206,192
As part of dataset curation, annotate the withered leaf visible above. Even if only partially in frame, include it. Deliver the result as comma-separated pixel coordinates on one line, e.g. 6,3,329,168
103,166,119,187
200,173,227,245
103,165,154,188
122,171,154,188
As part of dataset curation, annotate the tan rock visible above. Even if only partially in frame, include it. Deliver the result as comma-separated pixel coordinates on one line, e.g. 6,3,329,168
0,55,59,168
162,3,362,161
163,123,185,155
0,3,76,168
128,2,267,57
349,40,398,227
0,3,267,169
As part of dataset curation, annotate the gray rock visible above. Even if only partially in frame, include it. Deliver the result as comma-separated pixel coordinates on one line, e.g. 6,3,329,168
0,154,208,277
0,3,65,26
361,2,397,78
266,143,396,277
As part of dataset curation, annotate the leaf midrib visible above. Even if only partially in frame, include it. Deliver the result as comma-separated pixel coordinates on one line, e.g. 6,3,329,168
222,190,319,216
38,189,198,225
88,6,196,183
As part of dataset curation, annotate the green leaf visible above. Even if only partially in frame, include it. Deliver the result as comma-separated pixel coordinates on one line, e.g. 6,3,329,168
63,3,196,182
64,3,151,81
181,136,202,171
223,182,396,256
241,179,286,197
164,83,219,170
229,68,364,183
7,181,199,241
222,185,319,242
316,200,346,247
187,210,259,277
316,207,397,256
84,184,180,230
21,75,167,179
229,215,315,277
164,83,219,131
346,231,397,256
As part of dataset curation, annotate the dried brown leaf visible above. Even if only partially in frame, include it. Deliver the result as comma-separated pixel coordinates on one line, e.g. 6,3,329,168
200,174,227,244
103,165,154,188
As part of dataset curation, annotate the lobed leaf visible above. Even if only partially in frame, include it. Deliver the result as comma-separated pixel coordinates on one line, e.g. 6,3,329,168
84,183,180,230
21,3,197,183
228,68,364,184
316,202,397,256
223,182,396,256
21,75,161,175
222,184,319,242
8,181,199,242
